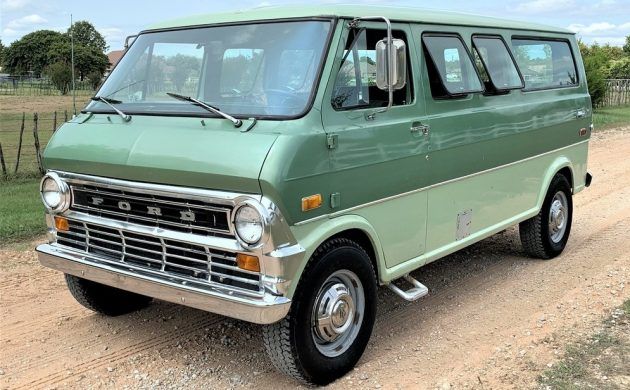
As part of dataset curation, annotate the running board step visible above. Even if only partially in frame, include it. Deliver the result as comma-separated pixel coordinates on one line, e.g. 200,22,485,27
387,275,429,301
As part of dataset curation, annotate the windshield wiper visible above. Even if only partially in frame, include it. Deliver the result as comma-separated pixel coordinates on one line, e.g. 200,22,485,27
91,96,131,122
166,92,242,128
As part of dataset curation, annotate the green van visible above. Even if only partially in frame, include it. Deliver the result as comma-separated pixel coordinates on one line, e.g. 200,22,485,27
36,5,593,385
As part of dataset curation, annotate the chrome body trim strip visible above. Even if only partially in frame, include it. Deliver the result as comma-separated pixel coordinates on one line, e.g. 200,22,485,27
295,140,590,226
37,244,291,324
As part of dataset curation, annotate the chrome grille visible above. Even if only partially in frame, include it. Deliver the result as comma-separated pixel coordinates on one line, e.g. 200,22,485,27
69,183,233,238
56,219,262,293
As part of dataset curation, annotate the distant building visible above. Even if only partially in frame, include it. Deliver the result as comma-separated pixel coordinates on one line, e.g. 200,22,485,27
105,50,125,76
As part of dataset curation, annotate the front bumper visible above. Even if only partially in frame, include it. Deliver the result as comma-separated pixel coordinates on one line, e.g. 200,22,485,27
37,244,291,324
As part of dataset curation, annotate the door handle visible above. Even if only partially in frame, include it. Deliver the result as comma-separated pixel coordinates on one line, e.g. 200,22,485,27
575,108,586,118
411,122,430,136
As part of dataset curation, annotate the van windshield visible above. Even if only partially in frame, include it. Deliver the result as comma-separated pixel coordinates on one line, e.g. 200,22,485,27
87,20,331,118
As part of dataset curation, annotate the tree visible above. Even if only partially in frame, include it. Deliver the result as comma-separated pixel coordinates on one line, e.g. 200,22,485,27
624,36,630,56
47,40,109,81
579,41,607,107
68,21,108,52
47,62,72,94
3,30,65,76
606,57,630,79
87,70,103,90
165,54,201,91
0,39,5,68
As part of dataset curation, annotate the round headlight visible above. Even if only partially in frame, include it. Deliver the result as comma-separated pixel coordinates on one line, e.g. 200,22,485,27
234,203,264,245
40,173,70,213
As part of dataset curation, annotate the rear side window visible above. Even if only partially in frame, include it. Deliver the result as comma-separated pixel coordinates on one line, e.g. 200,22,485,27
511,38,577,90
472,36,523,91
422,34,483,97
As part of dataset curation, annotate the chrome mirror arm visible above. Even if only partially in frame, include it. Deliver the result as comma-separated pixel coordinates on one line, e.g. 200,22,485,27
349,16,394,114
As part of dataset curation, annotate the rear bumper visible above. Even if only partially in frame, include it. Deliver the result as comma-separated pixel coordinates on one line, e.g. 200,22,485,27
37,244,291,324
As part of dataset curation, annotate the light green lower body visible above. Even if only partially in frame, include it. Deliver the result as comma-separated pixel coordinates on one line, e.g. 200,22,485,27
289,140,589,297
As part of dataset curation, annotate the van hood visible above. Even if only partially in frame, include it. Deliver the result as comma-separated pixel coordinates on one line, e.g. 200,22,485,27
43,114,277,194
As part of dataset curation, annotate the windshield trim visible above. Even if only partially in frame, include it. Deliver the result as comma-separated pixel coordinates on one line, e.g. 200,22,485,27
85,17,338,121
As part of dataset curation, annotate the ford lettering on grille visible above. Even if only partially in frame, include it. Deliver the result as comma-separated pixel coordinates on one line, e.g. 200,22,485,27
70,185,232,237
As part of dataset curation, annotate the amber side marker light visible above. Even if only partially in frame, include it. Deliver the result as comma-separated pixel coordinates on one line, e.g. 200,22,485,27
236,253,260,273
301,194,322,212
54,216,69,232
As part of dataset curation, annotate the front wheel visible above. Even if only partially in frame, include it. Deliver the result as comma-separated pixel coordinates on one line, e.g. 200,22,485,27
519,173,573,259
262,238,377,385
65,274,152,316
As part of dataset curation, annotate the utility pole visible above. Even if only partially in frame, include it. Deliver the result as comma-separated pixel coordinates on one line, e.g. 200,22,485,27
71,14,77,117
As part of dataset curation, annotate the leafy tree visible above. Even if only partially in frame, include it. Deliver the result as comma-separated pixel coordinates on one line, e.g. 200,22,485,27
623,36,630,56
0,39,5,68
165,54,201,92
579,41,607,107
3,30,65,76
68,21,108,52
87,70,103,90
606,57,630,79
47,62,72,94
47,40,108,81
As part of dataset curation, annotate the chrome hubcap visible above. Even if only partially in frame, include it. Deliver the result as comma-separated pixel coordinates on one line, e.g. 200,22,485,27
548,191,568,243
312,270,364,357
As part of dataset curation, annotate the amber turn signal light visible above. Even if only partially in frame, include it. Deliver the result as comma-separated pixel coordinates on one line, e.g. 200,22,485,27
236,253,260,273
54,216,69,232
301,194,322,211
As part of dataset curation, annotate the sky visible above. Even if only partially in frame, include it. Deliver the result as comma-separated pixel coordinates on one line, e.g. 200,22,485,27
1,0,629,51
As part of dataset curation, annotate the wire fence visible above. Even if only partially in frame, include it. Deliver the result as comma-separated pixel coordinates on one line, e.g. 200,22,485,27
0,111,69,179
0,76,94,96
602,79,630,108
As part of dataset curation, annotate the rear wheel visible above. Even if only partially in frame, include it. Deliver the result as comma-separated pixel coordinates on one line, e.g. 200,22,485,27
65,274,152,316
262,238,377,385
519,173,573,259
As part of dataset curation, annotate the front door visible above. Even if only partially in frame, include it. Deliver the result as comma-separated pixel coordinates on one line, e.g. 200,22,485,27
321,20,430,268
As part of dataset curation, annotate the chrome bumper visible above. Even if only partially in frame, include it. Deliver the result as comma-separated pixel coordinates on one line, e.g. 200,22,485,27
37,244,291,324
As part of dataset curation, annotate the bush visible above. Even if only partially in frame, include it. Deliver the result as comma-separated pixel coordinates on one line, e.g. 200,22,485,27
606,57,630,79
47,62,72,95
87,70,103,90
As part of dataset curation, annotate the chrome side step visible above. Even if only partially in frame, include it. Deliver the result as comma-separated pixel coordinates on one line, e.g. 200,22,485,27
387,274,429,301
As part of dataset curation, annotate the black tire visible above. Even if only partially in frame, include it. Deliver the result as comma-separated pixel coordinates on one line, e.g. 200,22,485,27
519,173,573,259
262,238,377,385
65,274,152,316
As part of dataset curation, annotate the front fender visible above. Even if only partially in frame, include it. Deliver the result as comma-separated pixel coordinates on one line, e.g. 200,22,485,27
287,215,385,297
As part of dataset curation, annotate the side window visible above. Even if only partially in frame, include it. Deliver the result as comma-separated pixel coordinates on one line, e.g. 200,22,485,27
331,29,412,110
511,38,577,89
220,48,264,95
472,36,523,91
422,34,483,98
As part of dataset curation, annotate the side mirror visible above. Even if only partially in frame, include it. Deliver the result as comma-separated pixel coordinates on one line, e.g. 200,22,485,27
375,38,407,91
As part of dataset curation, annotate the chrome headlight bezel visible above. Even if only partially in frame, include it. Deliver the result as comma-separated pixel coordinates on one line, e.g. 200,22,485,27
232,199,269,249
40,172,71,213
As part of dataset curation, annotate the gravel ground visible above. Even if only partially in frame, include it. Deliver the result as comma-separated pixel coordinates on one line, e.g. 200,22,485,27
1,128,629,389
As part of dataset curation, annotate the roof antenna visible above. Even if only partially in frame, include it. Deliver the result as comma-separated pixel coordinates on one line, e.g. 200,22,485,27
70,14,77,118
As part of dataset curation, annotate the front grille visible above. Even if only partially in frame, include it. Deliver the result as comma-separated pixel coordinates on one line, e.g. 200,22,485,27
56,219,262,293
70,183,232,238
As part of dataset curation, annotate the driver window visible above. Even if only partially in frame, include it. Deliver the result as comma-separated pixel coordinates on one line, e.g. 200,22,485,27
331,28,412,110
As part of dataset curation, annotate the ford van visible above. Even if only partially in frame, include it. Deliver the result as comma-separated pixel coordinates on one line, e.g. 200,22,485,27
37,5,593,385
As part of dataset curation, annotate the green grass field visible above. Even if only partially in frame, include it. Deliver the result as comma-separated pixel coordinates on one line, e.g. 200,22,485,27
593,105,630,130
0,177,45,244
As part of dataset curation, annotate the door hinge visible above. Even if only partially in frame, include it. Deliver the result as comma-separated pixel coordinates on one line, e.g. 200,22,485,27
326,134,339,149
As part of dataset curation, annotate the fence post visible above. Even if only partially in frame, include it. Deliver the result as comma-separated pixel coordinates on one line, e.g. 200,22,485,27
14,112,25,174
64,110,68,122
0,142,7,176
33,112,44,175
53,111,58,132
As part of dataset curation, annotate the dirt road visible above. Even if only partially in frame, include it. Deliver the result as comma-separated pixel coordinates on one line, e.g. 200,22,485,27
1,129,629,390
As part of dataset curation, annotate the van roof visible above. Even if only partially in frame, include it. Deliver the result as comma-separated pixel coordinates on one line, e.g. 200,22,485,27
146,4,573,35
